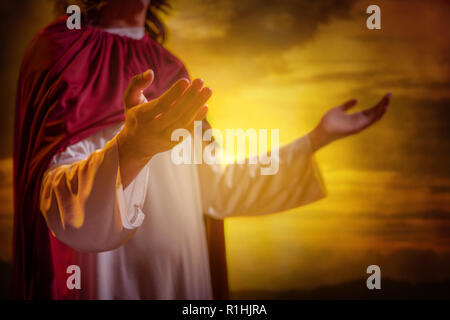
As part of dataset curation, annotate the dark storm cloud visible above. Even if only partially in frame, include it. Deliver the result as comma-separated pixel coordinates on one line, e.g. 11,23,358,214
172,0,357,52
372,79,450,93
223,0,357,49
297,210,450,223
378,249,450,283
361,248,450,282
363,210,450,222
280,70,450,99
280,70,388,85
364,221,450,244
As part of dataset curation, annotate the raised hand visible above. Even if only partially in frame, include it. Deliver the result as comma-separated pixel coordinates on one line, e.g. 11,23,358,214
117,69,212,187
308,93,391,152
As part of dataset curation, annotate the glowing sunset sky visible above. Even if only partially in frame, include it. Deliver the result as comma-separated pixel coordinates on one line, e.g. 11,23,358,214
165,0,450,292
0,0,449,296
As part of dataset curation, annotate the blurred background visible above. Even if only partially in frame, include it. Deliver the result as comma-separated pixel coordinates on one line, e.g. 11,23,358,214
1,0,449,299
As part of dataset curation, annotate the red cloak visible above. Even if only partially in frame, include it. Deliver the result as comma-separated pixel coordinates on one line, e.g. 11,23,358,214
13,16,228,299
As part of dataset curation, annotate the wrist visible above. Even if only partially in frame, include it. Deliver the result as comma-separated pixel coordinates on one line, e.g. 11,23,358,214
116,131,151,168
116,131,153,188
308,125,331,153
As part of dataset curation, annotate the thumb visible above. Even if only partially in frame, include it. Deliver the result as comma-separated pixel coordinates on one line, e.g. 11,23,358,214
124,69,154,109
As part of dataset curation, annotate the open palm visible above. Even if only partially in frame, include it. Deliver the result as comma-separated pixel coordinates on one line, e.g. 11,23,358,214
309,93,391,151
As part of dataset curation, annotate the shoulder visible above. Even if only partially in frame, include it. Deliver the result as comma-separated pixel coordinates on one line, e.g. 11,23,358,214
21,16,85,74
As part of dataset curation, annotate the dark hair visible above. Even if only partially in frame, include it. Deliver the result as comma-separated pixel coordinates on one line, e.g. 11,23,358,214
55,0,171,43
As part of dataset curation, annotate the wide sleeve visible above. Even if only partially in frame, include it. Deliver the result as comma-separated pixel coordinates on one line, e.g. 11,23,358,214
199,134,327,219
40,134,149,252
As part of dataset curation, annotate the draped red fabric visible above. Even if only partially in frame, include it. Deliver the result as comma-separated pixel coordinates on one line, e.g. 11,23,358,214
13,16,227,299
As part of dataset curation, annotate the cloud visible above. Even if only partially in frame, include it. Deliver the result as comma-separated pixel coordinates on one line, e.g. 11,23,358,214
229,240,450,291
364,210,450,222
170,0,357,52
375,248,450,283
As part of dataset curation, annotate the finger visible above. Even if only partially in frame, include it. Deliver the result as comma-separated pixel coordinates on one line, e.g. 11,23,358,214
362,92,391,118
193,105,209,123
373,92,391,111
163,105,208,147
202,118,213,131
165,85,211,133
340,99,358,111
156,78,190,108
139,78,190,120
360,107,387,131
158,78,205,128
184,105,209,134
372,94,391,122
177,87,212,127
201,118,214,142
171,78,204,115
357,93,391,130
124,69,154,109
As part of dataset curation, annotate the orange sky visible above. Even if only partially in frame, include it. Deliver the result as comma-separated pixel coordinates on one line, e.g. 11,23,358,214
164,0,450,292
0,0,449,295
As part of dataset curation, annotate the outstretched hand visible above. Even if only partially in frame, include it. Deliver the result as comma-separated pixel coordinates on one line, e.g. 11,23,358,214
117,69,212,187
308,93,391,152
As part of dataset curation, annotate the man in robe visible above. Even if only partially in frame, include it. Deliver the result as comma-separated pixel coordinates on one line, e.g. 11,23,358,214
13,0,391,299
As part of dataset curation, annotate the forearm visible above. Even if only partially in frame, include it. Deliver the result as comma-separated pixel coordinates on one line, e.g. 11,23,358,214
40,138,144,252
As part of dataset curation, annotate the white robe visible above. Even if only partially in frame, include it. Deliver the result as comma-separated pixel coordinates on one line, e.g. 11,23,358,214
38,27,326,301
40,121,325,299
